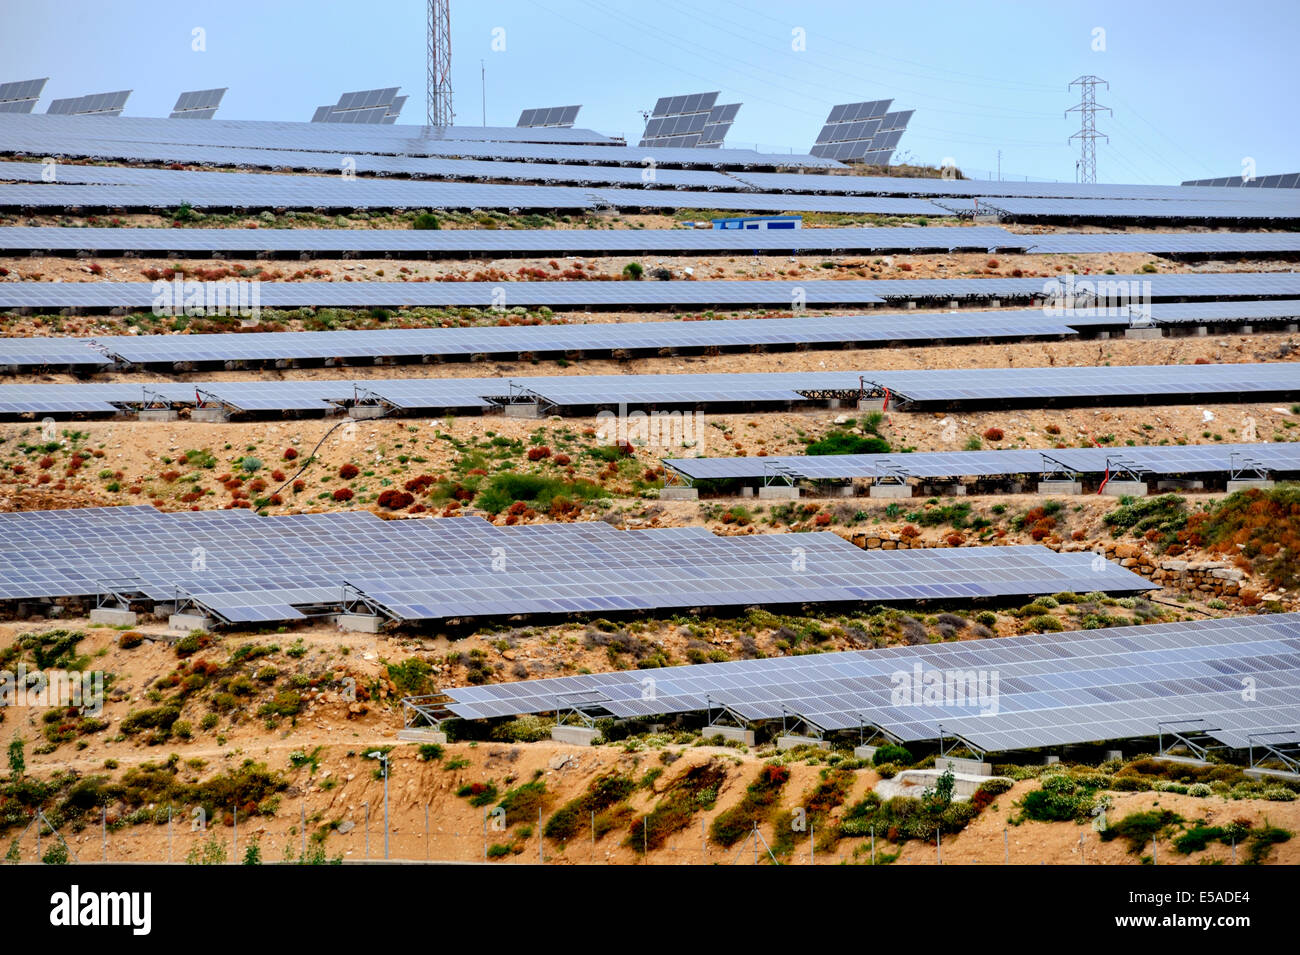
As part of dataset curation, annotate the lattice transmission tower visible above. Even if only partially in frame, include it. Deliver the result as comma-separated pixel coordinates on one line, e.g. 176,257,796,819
427,0,453,126
1066,75,1110,184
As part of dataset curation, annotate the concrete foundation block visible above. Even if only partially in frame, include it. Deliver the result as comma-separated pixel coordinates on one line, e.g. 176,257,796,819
740,486,754,497
337,613,384,634
854,745,878,762
504,403,541,419
348,405,384,419
1102,480,1148,497
169,613,213,632
776,735,830,751
1240,326,1253,334
1157,479,1204,491
935,755,993,776
1105,750,1123,762
397,729,448,744
1287,324,1299,333
758,485,800,499
551,725,600,746
1226,479,1275,493
868,483,912,499
1037,480,1083,495
1194,326,1208,336
700,725,755,746
836,485,856,497
658,486,699,501
1124,327,1164,339
138,409,178,422
90,607,137,626
1097,331,1110,340
856,398,886,412
192,407,229,423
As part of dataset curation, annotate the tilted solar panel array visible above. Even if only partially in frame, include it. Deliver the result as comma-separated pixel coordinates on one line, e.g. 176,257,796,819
0,363,1293,417
0,224,1026,256
11,298,1299,371
0,310,1096,369
662,442,1300,483
0,113,841,168
0,507,1147,625
444,613,1300,754
3,273,1298,311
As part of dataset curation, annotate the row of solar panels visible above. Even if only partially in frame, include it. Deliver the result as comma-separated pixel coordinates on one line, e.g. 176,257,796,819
10,115,1300,201
443,613,1300,754
0,363,1293,416
2,225,1298,258
0,114,842,169
10,160,1300,218
662,442,1300,484
3,273,1298,310
3,302,1297,371
0,505,1147,627
5,180,1295,220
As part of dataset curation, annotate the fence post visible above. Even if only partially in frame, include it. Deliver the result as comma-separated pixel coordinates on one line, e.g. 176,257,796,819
232,804,237,864
1004,827,1009,864
102,806,107,863
539,807,544,864
425,803,429,862
363,801,370,859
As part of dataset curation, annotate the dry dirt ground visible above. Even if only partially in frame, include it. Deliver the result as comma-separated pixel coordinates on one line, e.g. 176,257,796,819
3,622,1297,866
1,206,1298,865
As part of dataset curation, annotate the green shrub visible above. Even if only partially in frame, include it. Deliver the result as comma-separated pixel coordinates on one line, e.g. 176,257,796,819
412,213,440,230
1098,809,1183,853
417,743,444,762
121,706,181,736
872,743,913,767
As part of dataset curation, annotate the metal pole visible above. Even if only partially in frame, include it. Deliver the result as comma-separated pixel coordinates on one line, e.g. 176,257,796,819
168,807,172,864
425,803,429,862
643,816,647,859
1232,837,1236,864
936,828,941,865
363,801,369,859
36,813,40,861
810,825,814,866
871,826,875,865
1152,839,1157,865
591,810,595,863
382,758,389,861
539,808,544,864
102,806,107,863
1004,827,1009,864
753,823,758,865
232,805,237,864
482,808,487,861
701,818,706,862
301,800,306,861
481,60,485,127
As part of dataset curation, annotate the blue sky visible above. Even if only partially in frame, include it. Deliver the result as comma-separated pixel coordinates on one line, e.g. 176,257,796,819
2,0,1295,184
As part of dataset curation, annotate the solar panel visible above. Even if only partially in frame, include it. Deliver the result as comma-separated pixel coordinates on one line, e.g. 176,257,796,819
443,613,1300,754
0,224,1024,257
1184,173,1300,190
0,77,47,114
0,364,1292,417
45,90,131,117
663,442,1300,483
0,309,1091,370
0,112,841,168
517,105,581,128
2,273,1297,310
640,92,737,149
169,88,226,120
811,100,912,163
0,507,1146,626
